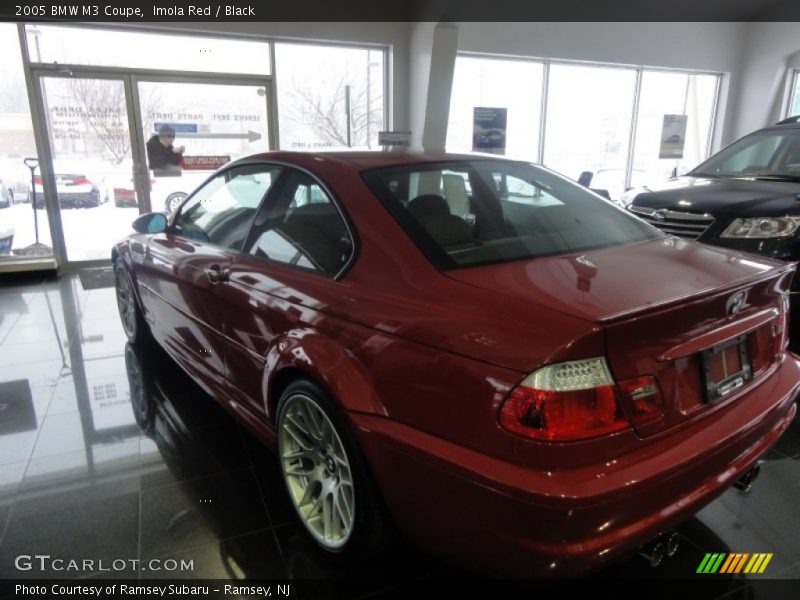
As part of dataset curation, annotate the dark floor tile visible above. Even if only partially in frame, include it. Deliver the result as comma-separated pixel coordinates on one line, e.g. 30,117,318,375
145,529,287,580
245,434,298,528
140,468,271,559
772,413,800,458
0,461,27,500
0,431,37,467
594,536,744,599
715,579,800,600
139,424,251,490
77,267,115,291
30,412,101,460
77,566,140,580
0,488,139,579
596,533,714,580
11,466,141,519
0,502,11,549
689,483,799,575
0,291,34,315
150,382,237,433
273,522,431,598
21,439,141,493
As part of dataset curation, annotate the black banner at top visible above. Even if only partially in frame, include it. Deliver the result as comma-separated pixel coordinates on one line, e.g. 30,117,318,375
3,0,800,22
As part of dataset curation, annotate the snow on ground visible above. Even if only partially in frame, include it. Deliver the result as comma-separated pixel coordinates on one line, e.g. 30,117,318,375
0,202,139,261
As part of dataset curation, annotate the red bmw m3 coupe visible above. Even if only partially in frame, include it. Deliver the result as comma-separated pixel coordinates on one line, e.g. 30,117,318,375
113,151,799,577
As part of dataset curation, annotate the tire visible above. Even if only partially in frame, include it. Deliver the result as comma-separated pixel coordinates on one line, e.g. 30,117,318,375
276,379,389,562
165,192,187,213
125,342,155,434
115,261,147,342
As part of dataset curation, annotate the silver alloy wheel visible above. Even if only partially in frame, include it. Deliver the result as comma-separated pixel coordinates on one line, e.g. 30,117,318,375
115,266,137,339
278,393,355,550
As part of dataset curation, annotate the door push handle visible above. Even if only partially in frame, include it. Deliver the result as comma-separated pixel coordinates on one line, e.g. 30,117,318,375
205,264,229,284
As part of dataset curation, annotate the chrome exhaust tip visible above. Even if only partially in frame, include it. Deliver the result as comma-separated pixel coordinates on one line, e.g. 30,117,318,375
733,464,761,493
665,531,680,557
640,542,666,568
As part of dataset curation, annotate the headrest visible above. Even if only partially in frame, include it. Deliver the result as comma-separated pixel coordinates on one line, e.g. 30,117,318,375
408,194,450,218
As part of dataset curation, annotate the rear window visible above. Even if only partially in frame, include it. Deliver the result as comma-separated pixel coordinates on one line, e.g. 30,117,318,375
362,160,661,269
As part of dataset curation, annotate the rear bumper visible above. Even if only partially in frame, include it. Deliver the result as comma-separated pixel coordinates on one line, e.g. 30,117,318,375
351,353,800,578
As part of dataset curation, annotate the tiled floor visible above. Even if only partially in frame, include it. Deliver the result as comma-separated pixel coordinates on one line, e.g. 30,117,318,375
0,273,799,599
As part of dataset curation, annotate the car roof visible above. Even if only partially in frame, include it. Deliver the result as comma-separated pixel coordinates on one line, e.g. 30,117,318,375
231,149,519,172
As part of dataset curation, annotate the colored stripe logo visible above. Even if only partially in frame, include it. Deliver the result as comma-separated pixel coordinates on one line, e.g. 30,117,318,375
697,553,773,574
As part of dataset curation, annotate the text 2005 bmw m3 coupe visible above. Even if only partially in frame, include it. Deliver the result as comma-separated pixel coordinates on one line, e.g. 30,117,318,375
113,151,799,577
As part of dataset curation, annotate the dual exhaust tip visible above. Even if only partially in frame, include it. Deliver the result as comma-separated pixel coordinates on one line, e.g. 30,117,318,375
638,463,762,569
733,463,761,493
640,531,681,568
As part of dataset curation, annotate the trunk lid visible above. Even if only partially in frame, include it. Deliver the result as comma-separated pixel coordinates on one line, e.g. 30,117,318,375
447,237,795,436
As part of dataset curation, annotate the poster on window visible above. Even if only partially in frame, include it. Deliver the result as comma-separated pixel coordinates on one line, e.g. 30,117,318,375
659,114,688,159
472,107,507,155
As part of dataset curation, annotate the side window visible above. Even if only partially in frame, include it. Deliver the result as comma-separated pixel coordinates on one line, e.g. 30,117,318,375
173,165,282,251
244,171,354,277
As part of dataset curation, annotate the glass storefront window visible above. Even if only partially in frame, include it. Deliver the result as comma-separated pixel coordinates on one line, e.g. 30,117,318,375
0,23,52,260
446,55,543,161
25,25,271,74
445,54,720,201
543,63,638,198
275,43,385,150
629,70,718,190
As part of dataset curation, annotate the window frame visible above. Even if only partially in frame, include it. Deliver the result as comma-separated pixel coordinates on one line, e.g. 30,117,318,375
786,69,800,119
170,162,284,253
237,163,360,280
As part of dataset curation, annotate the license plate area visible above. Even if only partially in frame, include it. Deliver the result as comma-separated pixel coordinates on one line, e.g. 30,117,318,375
700,335,753,403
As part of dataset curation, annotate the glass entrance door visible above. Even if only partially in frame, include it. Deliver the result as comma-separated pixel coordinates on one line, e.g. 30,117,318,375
32,71,274,267
37,74,142,262
135,78,272,214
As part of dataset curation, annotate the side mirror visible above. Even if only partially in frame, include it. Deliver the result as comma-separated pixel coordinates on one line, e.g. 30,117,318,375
577,171,594,187
132,212,168,234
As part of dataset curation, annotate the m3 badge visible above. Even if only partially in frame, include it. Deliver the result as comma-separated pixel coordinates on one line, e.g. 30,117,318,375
727,291,746,316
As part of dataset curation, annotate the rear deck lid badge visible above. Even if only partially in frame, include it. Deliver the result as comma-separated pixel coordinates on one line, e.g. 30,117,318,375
727,291,746,316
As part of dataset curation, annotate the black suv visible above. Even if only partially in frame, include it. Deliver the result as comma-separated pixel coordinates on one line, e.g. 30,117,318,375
626,117,800,342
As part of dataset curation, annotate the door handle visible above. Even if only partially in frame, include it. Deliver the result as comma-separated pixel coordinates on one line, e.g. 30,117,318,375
204,264,229,284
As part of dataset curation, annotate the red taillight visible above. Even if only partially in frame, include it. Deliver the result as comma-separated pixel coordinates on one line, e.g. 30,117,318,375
499,358,664,442
499,384,626,441
72,177,91,185
34,176,42,185
616,375,664,427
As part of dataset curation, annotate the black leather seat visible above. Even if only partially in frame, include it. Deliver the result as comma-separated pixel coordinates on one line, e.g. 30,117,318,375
407,194,474,247
279,203,351,274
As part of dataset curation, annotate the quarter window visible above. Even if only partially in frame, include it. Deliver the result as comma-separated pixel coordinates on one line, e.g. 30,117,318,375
173,165,281,251
245,171,354,276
